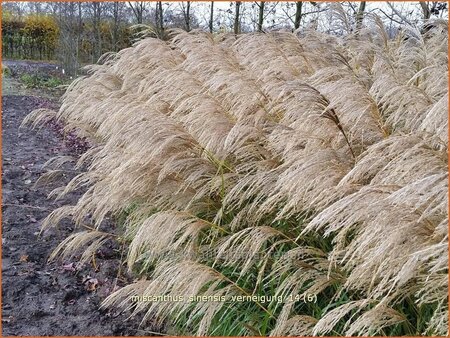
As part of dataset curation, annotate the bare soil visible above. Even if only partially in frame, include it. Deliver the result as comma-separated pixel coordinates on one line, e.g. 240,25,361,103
2,61,154,336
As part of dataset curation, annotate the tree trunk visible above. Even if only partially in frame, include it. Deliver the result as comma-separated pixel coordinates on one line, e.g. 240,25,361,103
257,1,265,32
112,2,119,52
355,1,366,32
209,2,214,33
234,1,241,35
137,2,143,24
58,2,80,76
183,2,191,31
294,2,303,30
92,2,102,62
128,2,144,24
156,1,164,38
77,2,82,68
419,1,431,19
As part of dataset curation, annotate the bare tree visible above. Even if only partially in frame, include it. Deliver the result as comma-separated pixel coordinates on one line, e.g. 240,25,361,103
419,1,447,19
209,2,214,33
180,2,192,31
257,2,265,32
77,2,83,60
294,2,303,30
356,1,366,32
234,1,241,34
113,2,120,51
155,1,165,37
91,2,102,61
110,2,124,52
386,2,413,25
56,2,81,75
419,1,431,19
128,1,146,24
280,2,322,31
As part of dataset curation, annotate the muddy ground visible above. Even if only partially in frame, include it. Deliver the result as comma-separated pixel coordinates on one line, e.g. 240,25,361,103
2,61,157,336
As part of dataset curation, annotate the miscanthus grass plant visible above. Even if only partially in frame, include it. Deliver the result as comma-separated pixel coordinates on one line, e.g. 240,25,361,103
24,14,448,336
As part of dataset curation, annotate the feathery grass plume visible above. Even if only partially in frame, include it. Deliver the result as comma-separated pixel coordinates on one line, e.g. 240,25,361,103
21,108,58,129
126,211,211,270
26,15,448,336
103,260,239,335
271,314,318,336
345,303,406,336
212,226,283,280
312,300,369,335
48,230,111,267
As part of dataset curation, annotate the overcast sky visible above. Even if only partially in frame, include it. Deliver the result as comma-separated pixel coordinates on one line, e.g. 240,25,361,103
3,1,448,32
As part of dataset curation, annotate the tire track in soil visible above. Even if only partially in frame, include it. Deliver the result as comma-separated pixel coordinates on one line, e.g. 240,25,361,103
1,94,151,336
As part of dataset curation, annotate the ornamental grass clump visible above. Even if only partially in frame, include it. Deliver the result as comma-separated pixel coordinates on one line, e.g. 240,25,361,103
24,15,448,336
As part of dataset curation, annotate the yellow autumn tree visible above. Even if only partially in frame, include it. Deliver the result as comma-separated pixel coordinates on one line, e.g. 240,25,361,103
22,14,59,58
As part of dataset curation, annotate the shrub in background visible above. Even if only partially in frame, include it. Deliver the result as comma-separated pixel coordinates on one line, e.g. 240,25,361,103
1,10,131,65
2,12,59,60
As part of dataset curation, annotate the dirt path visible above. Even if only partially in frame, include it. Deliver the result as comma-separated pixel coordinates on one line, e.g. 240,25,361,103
2,62,149,336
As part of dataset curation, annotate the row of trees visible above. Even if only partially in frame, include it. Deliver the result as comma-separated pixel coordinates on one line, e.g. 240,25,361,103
2,13,59,60
2,3,133,72
2,2,448,74
124,1,448,35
